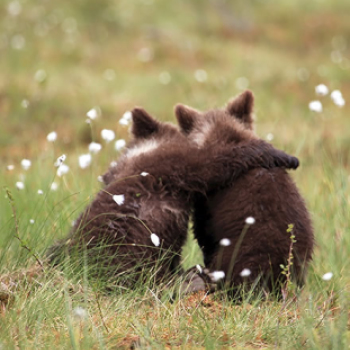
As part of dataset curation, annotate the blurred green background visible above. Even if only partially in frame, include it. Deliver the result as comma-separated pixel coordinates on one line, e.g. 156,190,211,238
0,1,350,349
1,0,349,160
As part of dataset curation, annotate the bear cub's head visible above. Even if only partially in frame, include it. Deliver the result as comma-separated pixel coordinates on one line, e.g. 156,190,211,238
129,107,185,148
174,90,257,148
102,107,187,185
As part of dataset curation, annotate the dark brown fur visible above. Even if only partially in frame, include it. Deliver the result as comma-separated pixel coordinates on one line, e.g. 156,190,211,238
175,91,314,296
48,106,299,287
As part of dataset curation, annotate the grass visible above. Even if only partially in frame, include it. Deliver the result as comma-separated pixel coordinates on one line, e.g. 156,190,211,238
1,0,350,348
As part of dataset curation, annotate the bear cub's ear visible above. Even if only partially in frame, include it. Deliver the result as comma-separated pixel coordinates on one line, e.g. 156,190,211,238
226,90,254,129
174,104,200,134
131,107,159,138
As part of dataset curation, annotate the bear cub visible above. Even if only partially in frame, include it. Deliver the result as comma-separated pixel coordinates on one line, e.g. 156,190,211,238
175,91,314,297
48,106,300,289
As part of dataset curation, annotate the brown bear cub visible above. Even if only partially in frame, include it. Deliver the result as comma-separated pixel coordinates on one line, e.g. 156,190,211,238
48,106,299,288
175,91,314,297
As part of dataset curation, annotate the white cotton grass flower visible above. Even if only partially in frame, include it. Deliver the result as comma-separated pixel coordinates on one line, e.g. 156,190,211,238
7,165,15,171
240,268,251,277
330,90,342,100
194,69,208,83
88,142,102,154
86,107,100,120
322,272,333,281
119,118,130,126
34,69,47,83
113,194,125,205
21,159,31,170
79,154,92,169
140,172,149,177
110,161,118,167
73,306,88,320
51,182,58,191
54,154,66,167
21,99,29,108
315,84,329,96
115,139,126,151
101,129,115,142
309,100,323,113
196,264,203,274
47,131,57,142
8,1,22,16
266,133,274,141
97,175,103,183
11,34,25,50
123,111,133,121
330,90,345,107
219,238,231,247
119,111,132,126
159,71,171,85
16,181,25,190
209,271,225,282
150,233,160,247
235,76,250,90
333,97,345,107
57,164,69,177
37,189,44,195
29,219,35,224
245,216,255,225
331,50,342,64
137,47,153,62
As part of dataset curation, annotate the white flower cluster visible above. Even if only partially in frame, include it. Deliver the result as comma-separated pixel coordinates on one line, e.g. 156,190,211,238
119,111,132,126
57,164,69,177
79,154,91,169
115,139,126,151
209,270,225,282
309,100,323,113
86,108,99,120
54,154,66,167
330,90,345,107
101,129,115,142
194,69,208,83
16,181,25,190
113,194,125,205
196,264,203,274
219,238,231,247
88,142,102,154
150,233,160,247
73,306,88,320
315,84,329,96
322,272,333,281
21,159,31,170
309,85,345,113
47,131,57,142
240,268,251,277
245,216,255,225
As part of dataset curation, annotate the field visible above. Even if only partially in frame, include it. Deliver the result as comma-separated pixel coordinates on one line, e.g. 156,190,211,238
0,0,350,349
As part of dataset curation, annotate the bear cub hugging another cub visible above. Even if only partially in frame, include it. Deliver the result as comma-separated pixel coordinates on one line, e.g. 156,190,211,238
48,92,306,296
175,90,314,297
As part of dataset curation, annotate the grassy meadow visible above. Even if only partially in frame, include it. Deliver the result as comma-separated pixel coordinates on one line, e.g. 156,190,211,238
1,0,350,348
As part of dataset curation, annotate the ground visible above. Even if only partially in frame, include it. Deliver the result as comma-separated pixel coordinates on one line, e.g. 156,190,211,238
0,0,349,349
